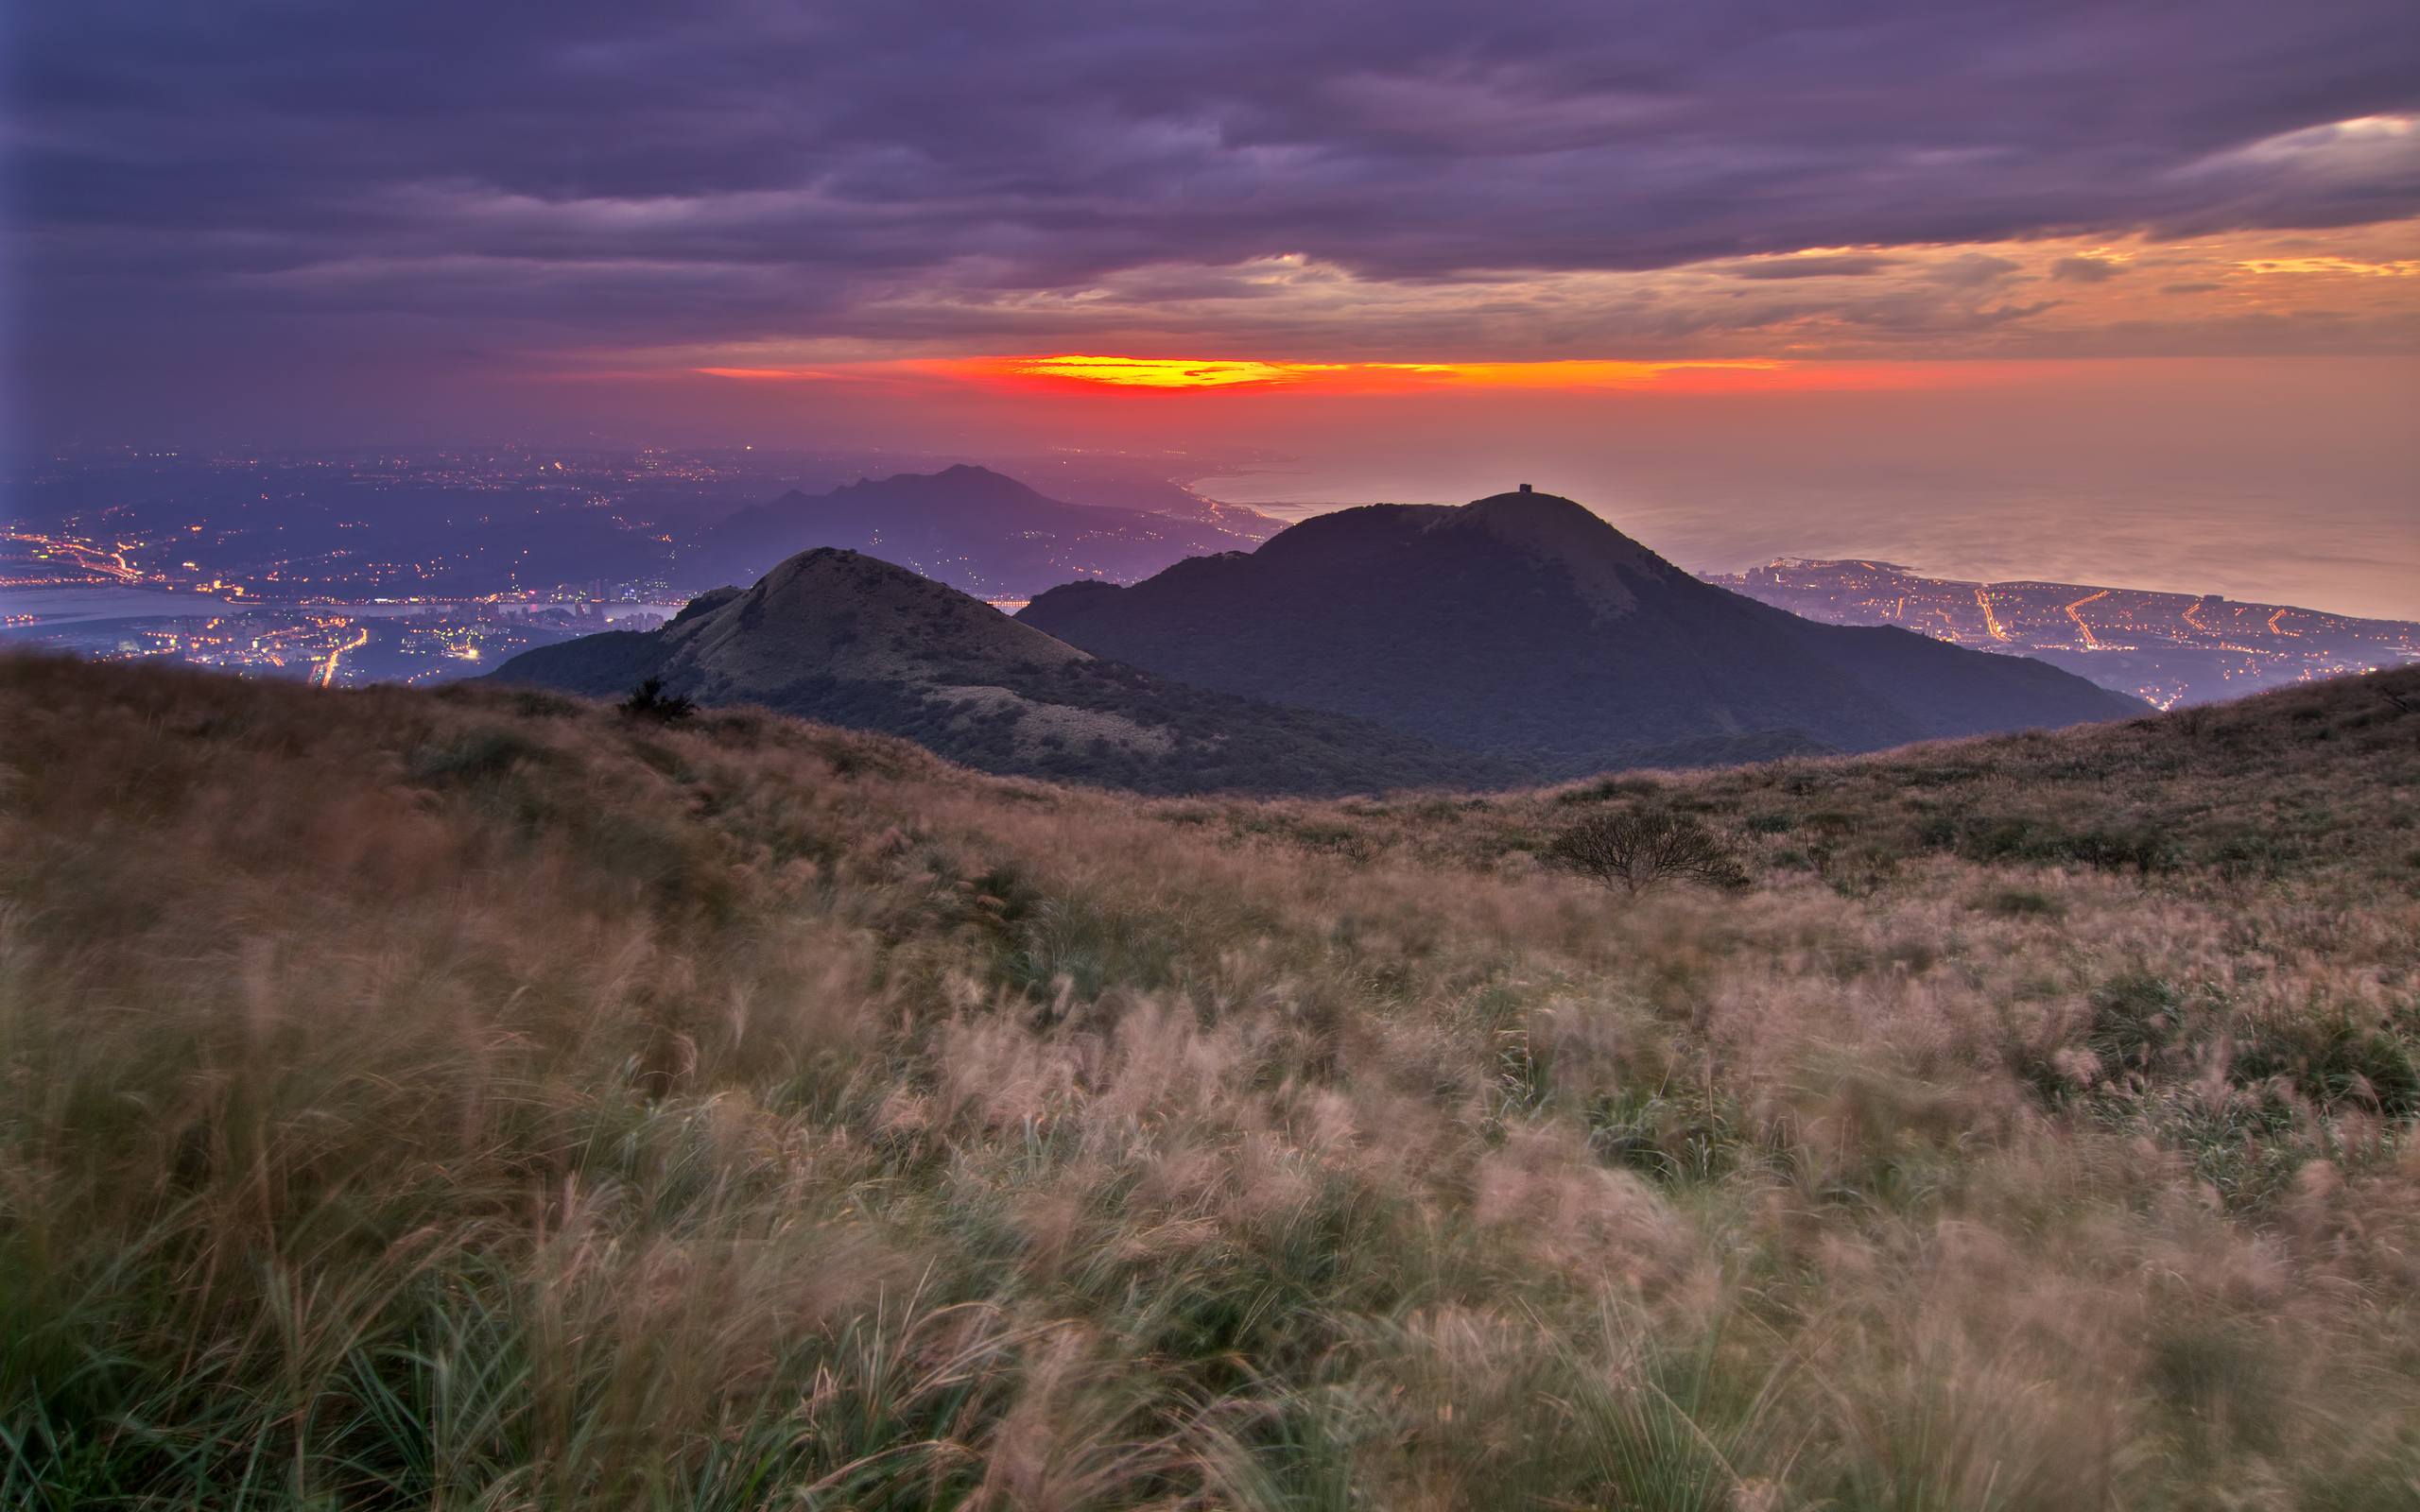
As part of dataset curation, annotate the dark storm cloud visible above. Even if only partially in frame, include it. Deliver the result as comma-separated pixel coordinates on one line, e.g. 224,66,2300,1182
12,0,2420,377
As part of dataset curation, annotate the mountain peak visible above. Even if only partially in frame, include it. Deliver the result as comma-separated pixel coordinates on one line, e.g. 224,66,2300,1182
699,464,1280,599
1444,487,1669,617
1018,482,2140,770
490,547,1517,795
1457,485,1634,534
880,462,1014,490
661,546,1088,690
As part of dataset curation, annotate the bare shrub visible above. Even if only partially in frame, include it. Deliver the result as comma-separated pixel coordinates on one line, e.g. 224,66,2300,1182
620,676,696,723
1545,807,1749,894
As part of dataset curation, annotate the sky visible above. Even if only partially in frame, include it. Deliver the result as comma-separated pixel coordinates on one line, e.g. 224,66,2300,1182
10,0,2420,613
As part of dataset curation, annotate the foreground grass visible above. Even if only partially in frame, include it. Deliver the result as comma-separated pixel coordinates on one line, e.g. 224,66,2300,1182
3,654,2417,1509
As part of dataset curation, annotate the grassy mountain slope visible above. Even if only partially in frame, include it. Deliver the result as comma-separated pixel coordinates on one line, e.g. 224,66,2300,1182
1020,490,2143,773
4,653,2416,1509
697,464,1277,598
490,547,1520,796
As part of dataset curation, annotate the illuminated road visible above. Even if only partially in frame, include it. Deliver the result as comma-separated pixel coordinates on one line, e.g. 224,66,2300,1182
2064,589,2110,649
1709,557,2420,709
1974,587,2011,643
315,625,371,687
4,529,146,584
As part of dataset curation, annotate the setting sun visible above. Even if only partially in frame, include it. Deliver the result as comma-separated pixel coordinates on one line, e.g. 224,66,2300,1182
959,353,1798,392
1008,354,1345,387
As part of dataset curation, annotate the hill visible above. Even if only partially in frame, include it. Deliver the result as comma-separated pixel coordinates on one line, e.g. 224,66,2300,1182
1020,489,2143,774
3,653,2414,1509
691,464,1280,599
487,546,1517,795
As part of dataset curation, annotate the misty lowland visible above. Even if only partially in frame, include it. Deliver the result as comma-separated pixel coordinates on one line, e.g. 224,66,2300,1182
6,633,2417,1506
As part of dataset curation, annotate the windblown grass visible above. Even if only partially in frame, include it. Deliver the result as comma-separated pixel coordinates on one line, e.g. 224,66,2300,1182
3,653,2417,1508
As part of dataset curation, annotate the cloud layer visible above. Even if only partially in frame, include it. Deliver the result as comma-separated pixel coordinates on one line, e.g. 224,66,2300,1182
14,0,2420,427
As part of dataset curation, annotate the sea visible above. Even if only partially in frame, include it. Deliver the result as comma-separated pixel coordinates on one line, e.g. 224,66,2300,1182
1191,469,2420,623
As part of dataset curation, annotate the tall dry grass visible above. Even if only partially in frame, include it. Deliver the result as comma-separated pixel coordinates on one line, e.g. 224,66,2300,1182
3,653,2416,1508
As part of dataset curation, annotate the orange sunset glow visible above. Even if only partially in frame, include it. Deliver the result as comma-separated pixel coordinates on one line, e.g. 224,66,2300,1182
689,353,1815,393
996,354,1793,391
1005,355,1349,387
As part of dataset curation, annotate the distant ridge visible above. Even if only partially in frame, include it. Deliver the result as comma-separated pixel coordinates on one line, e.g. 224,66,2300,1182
691,465,1279,599
1020,487,2144,773
489,547,1520,796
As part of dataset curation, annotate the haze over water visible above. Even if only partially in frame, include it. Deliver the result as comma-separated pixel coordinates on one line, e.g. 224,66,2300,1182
1200,469,2419,622
1183,354,2419,621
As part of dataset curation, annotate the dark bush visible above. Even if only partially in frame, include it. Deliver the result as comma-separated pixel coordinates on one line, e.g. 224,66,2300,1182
2086,972,2183,1078
1937,814,2181,874
2232,1006,2420,1119
620,678,696,724
1545,809,1750,895
1984,887,2064,918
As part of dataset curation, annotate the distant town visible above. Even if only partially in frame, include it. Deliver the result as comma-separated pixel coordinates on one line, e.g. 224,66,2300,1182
0,444,920,688
0,444,1256,683
7,446,2415,708
1706,558,2420,708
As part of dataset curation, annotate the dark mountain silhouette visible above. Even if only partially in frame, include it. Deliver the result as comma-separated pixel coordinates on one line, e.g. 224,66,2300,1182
488,548,1517,796
690,465,1279,599
980,456,1279,532
1017,488,2144,774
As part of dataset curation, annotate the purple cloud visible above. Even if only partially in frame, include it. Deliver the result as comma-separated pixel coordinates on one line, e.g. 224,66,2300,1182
12,0,2419,433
